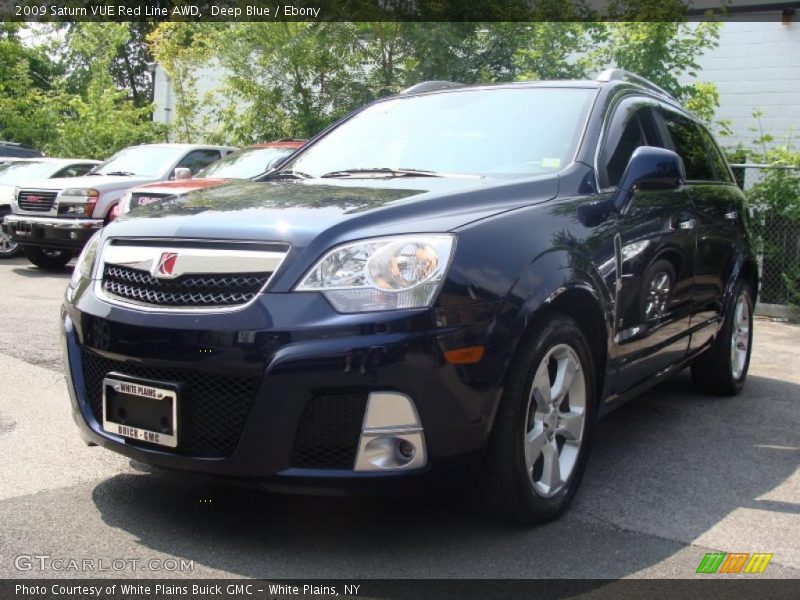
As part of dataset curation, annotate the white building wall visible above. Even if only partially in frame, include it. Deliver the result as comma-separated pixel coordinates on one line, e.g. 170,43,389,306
685,19,800,149
153,63,230,140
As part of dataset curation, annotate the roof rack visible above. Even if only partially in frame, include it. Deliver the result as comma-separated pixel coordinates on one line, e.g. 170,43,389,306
595,69,677,102
400,81,464,95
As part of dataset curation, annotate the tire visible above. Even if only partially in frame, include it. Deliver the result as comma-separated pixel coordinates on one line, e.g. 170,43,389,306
21,245,74,269
480,311,597,525
0,229,21,258
690,279,754,396
639,259,676,323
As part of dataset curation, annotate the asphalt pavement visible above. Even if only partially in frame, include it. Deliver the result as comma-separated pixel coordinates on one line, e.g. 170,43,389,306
0,256,797,579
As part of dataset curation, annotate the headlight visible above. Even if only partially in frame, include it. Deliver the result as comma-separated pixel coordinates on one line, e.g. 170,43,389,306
62,188,99,198
69,231,102,288
296,234,455,313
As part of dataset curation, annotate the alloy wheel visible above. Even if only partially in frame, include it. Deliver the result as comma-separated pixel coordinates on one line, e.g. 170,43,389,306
0,230,18,255
730,292,751,380
524,343,587,498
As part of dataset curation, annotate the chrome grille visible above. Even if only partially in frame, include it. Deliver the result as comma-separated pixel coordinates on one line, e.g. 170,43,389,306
103,264,271,307
17,190,57,212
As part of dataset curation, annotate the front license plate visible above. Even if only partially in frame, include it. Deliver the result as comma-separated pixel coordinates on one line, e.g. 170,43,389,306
102,375,178,448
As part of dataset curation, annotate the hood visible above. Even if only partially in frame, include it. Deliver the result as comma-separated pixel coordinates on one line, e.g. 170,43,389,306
129,178,230,196
18,174,158,193
105,176,559,290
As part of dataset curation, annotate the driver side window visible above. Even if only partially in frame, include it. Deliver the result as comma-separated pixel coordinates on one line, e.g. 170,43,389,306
600,100,661,189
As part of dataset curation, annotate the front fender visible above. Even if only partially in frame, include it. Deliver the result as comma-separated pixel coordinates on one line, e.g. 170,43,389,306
484,248,615,392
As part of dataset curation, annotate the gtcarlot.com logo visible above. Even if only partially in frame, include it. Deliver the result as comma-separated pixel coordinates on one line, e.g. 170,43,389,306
14,554,194,572
696,552,773,574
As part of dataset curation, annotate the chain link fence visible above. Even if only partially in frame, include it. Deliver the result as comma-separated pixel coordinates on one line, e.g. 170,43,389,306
731,163,800,309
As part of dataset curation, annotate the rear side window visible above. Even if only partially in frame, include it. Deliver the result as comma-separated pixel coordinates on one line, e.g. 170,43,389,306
54,163,96,178
700,129,734,183
661,112,715,181
178,150,222,174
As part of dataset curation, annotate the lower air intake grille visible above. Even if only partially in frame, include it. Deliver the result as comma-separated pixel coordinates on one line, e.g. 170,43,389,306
290,394,368,469
81,349,260,457
102,264,271,308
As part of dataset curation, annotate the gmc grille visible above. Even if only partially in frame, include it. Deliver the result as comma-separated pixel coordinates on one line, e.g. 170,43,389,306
17,190,57,212
81,349,260,457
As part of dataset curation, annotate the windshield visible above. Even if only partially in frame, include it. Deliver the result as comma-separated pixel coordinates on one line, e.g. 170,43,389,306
284,87,596,178
92,146,186,177
0,161,57,185
196,146,294,179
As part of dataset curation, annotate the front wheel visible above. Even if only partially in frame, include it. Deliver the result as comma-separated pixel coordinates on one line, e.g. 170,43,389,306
690,280,754,396
21,245,74,269
0,229,21,258
480,312,596,524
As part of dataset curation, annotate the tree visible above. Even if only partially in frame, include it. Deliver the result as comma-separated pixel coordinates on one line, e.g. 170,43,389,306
0,23,56,148
590,1,722,122
55,22,159,107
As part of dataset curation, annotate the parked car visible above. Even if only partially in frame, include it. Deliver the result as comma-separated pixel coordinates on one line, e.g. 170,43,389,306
0,158,100,258
114,140,305,218
2,144,236,268
0,141,43,160
61,71,757,524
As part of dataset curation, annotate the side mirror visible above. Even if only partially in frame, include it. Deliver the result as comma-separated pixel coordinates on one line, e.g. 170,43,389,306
173,167,192,180
612,146,685,214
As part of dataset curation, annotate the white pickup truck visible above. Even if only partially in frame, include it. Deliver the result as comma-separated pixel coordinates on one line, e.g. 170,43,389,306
2,143,235,268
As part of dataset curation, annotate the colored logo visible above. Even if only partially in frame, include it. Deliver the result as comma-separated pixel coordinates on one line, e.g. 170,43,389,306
154,252,178,278
696,552,773,574
25,195,44,202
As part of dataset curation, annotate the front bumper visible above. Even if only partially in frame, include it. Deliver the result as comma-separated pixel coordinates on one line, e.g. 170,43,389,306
2,215,102,250
62,285,500,495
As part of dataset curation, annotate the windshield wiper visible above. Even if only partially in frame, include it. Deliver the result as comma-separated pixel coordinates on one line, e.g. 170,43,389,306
320,167,444,179
102,171,136,176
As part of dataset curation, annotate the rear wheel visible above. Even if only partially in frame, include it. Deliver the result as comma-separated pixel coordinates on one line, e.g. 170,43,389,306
691,279,754,396
480,312,596,524
22,245,73,269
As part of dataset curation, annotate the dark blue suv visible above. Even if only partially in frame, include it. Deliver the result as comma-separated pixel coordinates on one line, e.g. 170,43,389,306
62,70,757,523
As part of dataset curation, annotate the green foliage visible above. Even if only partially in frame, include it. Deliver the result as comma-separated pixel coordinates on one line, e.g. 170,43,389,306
44,80,166,160
1,23,164,158
148,17,722,145
55,22,158,107
0,23,56,147
739,115,800,307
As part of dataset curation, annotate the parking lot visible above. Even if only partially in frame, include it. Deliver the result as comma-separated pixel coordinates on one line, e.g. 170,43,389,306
0,255,797,579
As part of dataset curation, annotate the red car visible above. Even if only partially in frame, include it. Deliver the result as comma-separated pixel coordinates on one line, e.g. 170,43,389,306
114,140,304,217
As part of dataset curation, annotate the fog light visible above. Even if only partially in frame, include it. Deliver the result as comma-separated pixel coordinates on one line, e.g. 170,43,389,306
397,439,415,460
354,392,427,472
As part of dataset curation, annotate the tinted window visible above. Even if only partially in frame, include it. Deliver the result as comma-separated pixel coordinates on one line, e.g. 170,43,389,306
605,113,648,187
700,129,733,183
178,150,222,174
662,113,715,181
54,163,96,178
285,88,596,178
197,147,294,179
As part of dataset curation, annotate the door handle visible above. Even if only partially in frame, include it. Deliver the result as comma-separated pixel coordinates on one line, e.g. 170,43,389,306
678,218,696,230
